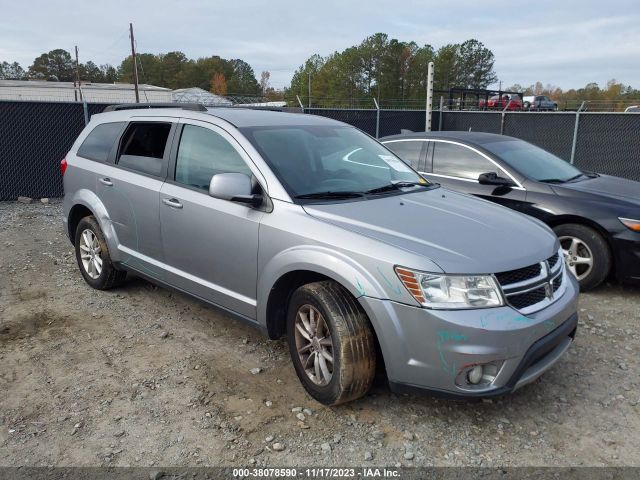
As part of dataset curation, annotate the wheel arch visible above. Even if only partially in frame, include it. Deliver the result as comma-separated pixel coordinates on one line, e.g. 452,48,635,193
258,247,387,340
66,189,120,260
545,214,615,273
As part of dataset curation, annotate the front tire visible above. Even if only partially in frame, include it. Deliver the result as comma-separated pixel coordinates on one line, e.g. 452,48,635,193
553,223,611,291
286,281,376,405
75,216,126,290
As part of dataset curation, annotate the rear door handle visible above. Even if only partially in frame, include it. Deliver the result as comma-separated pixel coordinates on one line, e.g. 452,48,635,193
99,177,113,186
162,198,183,209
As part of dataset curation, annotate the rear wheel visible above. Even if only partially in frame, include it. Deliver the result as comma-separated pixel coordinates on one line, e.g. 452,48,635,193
553,223,611,291
286,281,376,405
75,216,126,290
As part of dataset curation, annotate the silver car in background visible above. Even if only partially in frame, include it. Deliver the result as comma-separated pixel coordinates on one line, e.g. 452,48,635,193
62,105,579,404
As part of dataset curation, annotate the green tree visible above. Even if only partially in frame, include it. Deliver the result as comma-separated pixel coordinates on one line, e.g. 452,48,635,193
28,49,75,81
287,54,325,106
456,39,497,89
0,61,26,79
227,59,261,94
81,61,103,82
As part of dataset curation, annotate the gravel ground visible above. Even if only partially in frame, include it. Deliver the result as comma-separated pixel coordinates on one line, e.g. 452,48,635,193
0,199,639,467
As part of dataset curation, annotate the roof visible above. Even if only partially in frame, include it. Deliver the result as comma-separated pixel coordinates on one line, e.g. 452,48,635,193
93,106,346,128
202,108,344,127
0,80,169,91
380,131,515,145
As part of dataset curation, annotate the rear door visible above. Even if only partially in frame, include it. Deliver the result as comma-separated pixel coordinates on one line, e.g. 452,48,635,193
94,117,177,277
158,118,265,319
382,139,427,171
421,140,527,210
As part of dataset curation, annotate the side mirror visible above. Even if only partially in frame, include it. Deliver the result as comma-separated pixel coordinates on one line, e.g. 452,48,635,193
209,173,262,207
478,172,514,187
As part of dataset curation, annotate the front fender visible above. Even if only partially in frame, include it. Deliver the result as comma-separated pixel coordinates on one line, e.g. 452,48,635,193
256,245,389,328
68,188,121,262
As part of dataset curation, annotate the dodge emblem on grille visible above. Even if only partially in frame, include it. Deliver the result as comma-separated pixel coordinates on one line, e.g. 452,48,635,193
544,281,553,299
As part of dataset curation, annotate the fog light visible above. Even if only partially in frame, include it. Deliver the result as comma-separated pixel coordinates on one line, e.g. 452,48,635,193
467,365,483,384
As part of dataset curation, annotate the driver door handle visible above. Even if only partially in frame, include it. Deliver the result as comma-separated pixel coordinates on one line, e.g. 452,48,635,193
99,177,113,186
162,198,183,209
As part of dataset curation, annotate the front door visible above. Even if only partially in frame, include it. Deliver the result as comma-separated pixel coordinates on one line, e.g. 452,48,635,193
159,119,264,319
422,140,527,211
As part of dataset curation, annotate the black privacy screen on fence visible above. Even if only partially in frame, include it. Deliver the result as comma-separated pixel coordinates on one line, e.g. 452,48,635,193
0,101,109,200
573,113,640,180
1,101,639,201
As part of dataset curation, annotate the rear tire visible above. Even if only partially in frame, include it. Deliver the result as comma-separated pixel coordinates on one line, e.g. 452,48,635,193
286,281,376,405
75,216,126,290
553,223,611,291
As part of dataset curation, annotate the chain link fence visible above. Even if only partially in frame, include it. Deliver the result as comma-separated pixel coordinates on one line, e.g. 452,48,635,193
573,113,640,179
1,100,639,201
501,112,577,161
0,101,110,200
439,111,640,181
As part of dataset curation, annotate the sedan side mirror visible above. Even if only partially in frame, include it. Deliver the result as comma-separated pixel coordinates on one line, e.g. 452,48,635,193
478,172,514,187
209,172,263,207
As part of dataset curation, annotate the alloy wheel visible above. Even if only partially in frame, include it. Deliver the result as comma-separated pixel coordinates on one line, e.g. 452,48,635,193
79,228,103,279
559,235,594,281
294,304,334,386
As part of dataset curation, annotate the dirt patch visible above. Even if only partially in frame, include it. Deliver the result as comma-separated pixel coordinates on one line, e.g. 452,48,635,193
0,310,70,343
0,200,639,467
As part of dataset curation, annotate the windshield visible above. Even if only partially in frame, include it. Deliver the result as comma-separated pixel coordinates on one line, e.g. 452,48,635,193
241,125,428,199
483,140,583,182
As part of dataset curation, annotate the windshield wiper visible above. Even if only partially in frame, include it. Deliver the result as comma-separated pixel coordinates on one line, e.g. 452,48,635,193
566,173,586,182
294,191,365,200
538,178,567,184
366,181,431,194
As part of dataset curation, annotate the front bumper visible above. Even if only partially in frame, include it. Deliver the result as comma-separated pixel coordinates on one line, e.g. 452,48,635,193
359,271,579,398
612,231,640,283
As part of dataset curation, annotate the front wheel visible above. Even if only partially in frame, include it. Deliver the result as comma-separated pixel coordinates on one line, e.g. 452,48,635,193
286,281,376,405
553,223,611,291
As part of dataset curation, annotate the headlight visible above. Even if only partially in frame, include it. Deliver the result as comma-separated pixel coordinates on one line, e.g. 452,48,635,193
395,267,503,309
619,217,640,232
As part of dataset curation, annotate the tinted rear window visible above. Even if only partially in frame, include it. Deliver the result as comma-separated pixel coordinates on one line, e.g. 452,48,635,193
384,140,424,170
77,122,125,162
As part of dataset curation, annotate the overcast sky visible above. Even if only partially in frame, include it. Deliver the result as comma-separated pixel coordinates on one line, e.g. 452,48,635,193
1,0,638,91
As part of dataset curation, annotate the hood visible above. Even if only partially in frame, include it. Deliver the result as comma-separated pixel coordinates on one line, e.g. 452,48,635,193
303,188,558,274
553,174,640,205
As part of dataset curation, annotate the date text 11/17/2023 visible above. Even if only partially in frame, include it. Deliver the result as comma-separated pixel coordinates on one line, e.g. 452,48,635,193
232,467,401,478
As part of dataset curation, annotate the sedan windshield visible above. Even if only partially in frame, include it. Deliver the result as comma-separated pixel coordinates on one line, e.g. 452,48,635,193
483,140,583,183
241,125,428,199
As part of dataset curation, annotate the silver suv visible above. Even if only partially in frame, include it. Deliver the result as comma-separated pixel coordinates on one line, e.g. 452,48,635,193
62,105,579,405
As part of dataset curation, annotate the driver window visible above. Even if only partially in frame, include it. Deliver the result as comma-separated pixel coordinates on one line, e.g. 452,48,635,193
432,142,507,181
175,125,252,191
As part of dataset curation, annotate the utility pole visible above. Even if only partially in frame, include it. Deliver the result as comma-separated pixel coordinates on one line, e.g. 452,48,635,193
129,22,140,103
308,72,311,108
74,45,82,101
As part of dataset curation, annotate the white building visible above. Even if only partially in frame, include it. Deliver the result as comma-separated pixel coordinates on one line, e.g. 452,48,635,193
0,80,172,103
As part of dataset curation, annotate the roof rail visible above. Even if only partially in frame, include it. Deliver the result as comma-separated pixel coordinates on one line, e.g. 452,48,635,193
103,103,207,112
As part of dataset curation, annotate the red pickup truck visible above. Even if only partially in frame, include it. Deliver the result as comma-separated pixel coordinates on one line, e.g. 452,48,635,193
479,94,523,110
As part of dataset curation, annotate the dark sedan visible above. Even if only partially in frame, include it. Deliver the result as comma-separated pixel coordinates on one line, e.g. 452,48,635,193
381,131,640,290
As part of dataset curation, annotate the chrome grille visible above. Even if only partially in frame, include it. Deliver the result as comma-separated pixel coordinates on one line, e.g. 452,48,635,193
509,287,547,310
495,264,541,286
496,251,565,314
